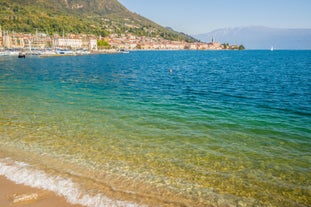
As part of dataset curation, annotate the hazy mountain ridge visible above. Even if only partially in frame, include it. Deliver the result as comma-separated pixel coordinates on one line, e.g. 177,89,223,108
194,26,311,49
0,0,196,42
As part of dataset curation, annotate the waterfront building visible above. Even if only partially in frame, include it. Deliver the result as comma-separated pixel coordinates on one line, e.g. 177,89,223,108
3,31,11,49
11,33,26,49
55,38,83,49
82,36,97,51
0,26,2,48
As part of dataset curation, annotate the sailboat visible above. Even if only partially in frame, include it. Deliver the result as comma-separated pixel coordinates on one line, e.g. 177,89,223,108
270,46,274,51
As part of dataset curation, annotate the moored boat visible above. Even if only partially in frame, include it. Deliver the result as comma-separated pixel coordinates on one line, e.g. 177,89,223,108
18,53,26,58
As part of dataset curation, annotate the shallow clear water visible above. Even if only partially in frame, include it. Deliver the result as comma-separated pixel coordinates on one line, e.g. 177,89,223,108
0,51,311,206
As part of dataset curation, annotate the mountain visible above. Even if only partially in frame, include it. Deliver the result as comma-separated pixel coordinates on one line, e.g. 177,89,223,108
0,0,196,42
194,26,311,49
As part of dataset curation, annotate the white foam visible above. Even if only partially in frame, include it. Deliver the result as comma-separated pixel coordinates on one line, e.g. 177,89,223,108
0,157,143,207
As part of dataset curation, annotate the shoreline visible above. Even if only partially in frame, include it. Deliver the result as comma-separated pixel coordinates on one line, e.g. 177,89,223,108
0,175,84,207
0,148,201,207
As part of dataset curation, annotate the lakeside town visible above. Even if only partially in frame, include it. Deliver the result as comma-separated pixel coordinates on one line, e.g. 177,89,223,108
0,27,242,56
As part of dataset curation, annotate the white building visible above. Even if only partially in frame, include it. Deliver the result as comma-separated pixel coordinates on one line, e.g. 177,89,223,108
55,38,83,49
89,39,97,51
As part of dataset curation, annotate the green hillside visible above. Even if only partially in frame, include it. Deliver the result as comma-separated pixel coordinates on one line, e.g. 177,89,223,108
0,0,196,42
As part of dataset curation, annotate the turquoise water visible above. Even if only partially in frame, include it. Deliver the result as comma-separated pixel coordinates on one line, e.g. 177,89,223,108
0,51,310,206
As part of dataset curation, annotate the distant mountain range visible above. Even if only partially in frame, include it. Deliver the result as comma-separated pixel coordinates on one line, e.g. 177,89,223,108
194,26,311,49
0,0,196,42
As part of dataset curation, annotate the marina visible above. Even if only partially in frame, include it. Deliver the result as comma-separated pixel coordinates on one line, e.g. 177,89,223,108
0,49,123,58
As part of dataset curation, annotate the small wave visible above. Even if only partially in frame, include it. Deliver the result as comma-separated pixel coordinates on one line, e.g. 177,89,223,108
0,157,142,207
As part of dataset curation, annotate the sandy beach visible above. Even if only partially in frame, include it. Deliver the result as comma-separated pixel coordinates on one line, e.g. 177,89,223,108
0,175,84,207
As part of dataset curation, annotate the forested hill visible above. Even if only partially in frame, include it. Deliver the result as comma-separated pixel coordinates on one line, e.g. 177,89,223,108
0,0,196,42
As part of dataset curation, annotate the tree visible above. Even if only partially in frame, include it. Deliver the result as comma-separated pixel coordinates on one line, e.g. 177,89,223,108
239,45,245,50
97,39,111,49
222,43,229,49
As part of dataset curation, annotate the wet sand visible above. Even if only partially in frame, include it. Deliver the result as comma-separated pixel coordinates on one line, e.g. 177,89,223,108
0,175,84,207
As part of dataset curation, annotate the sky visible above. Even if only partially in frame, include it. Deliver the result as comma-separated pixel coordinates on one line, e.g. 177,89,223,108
118,0,311,35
